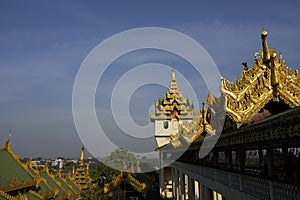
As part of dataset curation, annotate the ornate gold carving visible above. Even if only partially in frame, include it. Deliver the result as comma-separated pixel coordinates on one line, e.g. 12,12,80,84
221,30,300,123
104,171,148,198
150,68,194,120
28,190,43,200
2,140,12,152
72,146,92,190
169,103,215,147
0,189,19,200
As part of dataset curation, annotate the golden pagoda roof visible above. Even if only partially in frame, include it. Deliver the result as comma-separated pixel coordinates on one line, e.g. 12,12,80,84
0,140,38,193
71,146,92,191
155,30,300,151
150,68,195,120
220,30,300,123
104,172,148,198
0,140,73,200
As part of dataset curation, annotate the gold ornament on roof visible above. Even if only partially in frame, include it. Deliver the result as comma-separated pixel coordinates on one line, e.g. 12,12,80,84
177,102,215,145
220,30,300,123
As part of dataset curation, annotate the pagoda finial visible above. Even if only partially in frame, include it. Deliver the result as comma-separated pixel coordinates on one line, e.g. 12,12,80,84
80,146,84,165
261,29,270,62
172,67,176,81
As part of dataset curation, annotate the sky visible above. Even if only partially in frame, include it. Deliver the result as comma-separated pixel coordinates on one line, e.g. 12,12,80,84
0,1,300,158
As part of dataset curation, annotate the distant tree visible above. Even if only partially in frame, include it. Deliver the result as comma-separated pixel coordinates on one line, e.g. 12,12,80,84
90,162,119,183
102,148,137,171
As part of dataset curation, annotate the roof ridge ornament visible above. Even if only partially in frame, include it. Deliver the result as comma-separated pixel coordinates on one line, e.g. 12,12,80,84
220,30,300,123
261,29,270,62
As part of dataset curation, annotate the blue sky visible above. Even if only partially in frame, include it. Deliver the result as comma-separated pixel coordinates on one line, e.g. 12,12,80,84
0,1,299,158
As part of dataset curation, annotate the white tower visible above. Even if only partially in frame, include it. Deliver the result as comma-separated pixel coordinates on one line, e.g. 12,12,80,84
150,68,194,149
150,68,195,198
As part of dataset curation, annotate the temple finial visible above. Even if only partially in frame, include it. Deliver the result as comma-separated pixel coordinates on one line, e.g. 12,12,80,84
172,67,176,81
80,146,85,166
261,29,270,61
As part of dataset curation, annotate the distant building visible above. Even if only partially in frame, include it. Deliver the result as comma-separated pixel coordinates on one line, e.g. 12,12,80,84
71,146,92,190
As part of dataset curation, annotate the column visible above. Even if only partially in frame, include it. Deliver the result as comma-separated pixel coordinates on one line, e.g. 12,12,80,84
213,191,217,200
195,181,200,200
217,193,222,200
188,177,195,200
172,168,175,199
174,169,179,200
159,152,165,196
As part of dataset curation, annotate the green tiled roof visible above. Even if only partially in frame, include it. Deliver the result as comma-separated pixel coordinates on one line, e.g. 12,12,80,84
40,172,65,198
55,176,72,196
25,192,40,200
0,150,34,188
66,179,80,193
31,179,52,198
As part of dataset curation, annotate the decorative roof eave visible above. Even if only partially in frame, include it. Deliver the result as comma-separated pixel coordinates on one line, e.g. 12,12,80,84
220,30,300,124
0,189,20,200
155,104,215,150
28,190,44,200
126,173,148,198
104,172,148,198
40,166,68,196
56,173,78,196
1,177,36,193
104,172,123,194
0,140,44,193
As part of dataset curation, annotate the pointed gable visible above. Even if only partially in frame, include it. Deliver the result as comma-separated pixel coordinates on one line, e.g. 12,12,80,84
221,30,300,123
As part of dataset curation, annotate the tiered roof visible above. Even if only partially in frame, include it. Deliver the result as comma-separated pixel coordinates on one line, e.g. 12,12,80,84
71,147,92,190
150,68,194,121
0,140,80,200
156,30,300,150
221,30,300,123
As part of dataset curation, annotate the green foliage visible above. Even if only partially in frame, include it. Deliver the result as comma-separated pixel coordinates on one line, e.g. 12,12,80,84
90,162,119,182
90,148,137,182
102,148,137,171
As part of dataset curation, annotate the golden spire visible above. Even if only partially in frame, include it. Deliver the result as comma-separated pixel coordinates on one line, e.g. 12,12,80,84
80,146,84,166
172,67,176,81
72,165,75,177
261,29,270,62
